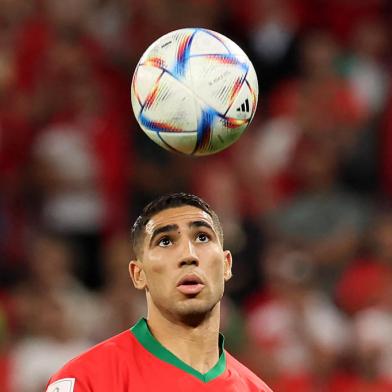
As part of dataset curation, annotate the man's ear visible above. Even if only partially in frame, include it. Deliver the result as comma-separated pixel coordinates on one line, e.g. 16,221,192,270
223,251,233,281
129,260,147,290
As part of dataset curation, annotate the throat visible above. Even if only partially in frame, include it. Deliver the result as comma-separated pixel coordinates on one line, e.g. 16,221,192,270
177,340,221,374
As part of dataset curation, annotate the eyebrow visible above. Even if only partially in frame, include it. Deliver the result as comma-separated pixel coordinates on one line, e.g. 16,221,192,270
190,220,214,232
149,224,179,247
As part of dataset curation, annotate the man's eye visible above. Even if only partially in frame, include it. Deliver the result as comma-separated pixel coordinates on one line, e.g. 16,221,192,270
196,233,209,243
158,237,172,247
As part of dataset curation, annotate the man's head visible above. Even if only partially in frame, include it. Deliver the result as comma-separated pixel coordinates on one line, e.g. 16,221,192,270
131,192,224,259
129,192,231,324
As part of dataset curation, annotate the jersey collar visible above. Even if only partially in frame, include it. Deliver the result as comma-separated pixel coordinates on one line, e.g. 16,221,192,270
131,318,226,382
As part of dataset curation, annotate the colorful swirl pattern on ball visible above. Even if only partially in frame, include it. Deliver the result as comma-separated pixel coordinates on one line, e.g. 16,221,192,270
174,33,195,78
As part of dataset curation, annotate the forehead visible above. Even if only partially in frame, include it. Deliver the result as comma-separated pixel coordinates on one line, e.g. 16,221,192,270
145,206,214,236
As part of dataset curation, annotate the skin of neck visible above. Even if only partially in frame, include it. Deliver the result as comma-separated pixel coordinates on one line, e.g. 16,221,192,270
146,296,222,374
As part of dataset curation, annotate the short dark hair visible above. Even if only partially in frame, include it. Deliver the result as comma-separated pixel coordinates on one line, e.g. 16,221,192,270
131,192,223,258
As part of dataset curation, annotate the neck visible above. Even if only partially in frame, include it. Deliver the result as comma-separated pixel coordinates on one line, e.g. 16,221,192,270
146,304,221,374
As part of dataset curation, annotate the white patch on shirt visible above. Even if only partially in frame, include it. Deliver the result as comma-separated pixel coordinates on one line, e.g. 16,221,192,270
46,378,75,392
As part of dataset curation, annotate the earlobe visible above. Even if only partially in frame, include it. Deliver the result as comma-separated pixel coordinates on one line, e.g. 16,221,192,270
223,251,233,281
129,260,147,290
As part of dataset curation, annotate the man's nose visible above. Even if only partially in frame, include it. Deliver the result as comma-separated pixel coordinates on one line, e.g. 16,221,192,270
178,241,199,267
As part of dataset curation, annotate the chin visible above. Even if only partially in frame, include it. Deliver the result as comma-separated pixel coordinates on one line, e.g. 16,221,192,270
175,300,218,325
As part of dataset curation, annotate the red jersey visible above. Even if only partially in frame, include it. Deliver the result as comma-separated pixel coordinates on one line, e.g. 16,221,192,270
46,318,272,391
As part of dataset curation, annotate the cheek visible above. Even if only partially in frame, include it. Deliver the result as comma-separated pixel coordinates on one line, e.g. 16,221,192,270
206,252,226,282
144,254,170,287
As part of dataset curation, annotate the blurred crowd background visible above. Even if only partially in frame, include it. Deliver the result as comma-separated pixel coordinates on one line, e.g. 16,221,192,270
1,0,392,391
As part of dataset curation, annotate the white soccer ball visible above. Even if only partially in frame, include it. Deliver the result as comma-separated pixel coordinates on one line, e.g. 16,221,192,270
131,28,259,156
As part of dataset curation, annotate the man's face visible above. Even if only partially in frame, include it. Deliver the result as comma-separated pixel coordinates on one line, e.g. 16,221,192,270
130,206,232,322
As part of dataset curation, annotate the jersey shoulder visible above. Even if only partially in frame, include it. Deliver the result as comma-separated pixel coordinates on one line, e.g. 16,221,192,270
225,351,273,392
62,329,134,367
47,330,134,386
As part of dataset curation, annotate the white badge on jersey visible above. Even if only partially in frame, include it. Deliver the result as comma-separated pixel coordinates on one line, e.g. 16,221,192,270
46,378,76,392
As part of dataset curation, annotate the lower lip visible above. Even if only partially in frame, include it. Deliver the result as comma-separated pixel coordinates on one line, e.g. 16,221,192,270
177,284,205,295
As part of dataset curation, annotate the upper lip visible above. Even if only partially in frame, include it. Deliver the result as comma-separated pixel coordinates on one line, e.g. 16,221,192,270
177,273,204,286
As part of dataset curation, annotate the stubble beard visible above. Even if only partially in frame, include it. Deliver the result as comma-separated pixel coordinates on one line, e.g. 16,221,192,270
149,285,224,328
172,291,223,327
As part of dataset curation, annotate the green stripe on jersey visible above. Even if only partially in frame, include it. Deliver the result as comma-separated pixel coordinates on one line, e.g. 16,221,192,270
131,318,226,382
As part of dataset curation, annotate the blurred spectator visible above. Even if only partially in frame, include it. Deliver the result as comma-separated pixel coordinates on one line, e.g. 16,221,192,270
32,121,104,233
9,292,91,392
30,48,131,286
234,116,301,213
93,234,146,340
269,29,366,128
246,0,301,93
8,233,98,390
267,133,371,292
12,234,102,340
351,305,392,385
86,0,133,60
339,19,390,117
337,210,392,314
334,263,392,391
244,244,350,389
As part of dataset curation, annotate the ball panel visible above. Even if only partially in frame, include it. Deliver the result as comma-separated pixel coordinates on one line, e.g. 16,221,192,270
140,29,196,76
140,71,199,132
152,131,198,155
192,107,216,155
131,65,164,105
225,77,257,121
185,56,248,114
140,129,184,153
194,117,248,156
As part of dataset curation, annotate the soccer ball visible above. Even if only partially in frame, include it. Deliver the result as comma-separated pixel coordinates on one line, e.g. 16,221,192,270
131,28,258,156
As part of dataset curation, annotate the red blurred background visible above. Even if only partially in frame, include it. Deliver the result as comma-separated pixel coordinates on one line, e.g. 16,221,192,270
1,1,392,391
